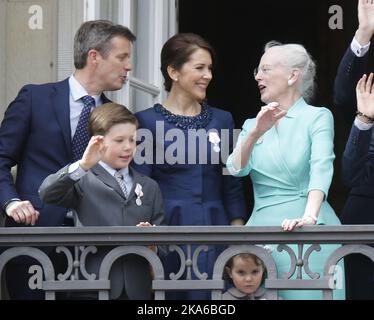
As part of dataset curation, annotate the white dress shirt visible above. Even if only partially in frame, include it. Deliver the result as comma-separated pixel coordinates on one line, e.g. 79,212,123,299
68,75,102,138
355,116,374,131
351,37,371,58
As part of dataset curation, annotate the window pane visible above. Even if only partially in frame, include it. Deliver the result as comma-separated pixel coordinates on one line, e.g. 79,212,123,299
131,0,152,84
99,0,119,23
130,86,154,112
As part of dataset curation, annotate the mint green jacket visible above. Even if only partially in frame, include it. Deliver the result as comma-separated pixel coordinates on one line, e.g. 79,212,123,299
227,98,336,220
226,99,345,300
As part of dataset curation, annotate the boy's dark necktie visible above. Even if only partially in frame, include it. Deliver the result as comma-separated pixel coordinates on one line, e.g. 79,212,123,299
72,95,95,161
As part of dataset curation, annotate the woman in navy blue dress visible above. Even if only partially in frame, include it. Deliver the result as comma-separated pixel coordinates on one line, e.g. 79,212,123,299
133,33,246,299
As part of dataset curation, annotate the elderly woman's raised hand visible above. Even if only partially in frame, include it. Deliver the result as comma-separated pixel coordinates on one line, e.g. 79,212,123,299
253,102,287,135
356,73,374,123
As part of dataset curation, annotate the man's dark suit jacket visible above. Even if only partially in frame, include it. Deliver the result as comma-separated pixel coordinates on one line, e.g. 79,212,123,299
334,45,374,300
0,78,110,227
334,47,374,224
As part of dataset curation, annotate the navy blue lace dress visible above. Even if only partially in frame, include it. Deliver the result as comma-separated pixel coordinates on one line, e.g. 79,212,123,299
133,103,246,300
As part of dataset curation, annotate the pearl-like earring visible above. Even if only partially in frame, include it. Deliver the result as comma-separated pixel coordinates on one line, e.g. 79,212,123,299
288,79,293,86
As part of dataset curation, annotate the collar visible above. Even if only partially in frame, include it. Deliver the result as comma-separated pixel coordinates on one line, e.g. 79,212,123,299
284,97,308,119
98,161,130,180
69,75,101,105
253,286,267,298
227,286,266,299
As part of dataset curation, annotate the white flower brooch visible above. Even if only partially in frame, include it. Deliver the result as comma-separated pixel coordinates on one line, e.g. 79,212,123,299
135,183,144,206
208,131,221,153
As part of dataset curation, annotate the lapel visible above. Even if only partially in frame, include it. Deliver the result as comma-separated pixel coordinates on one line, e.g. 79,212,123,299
52,78,72,158
263,99,306,187
52,83,111,161
227,287,254,300
261,126,298,187
253,286,267,299
283,97,306,120
128,166,143,200
91,164,127,201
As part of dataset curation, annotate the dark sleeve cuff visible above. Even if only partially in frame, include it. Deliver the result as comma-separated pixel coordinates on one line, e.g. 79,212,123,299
2,198,21,215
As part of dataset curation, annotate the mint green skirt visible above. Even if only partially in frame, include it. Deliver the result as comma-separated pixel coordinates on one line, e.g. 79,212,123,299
247,198,345,300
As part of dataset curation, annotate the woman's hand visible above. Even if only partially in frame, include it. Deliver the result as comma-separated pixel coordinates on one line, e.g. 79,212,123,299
253,102,287,136
281,216,317,232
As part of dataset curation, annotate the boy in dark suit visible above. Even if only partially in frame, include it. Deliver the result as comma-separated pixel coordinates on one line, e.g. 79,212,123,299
39,103,166,299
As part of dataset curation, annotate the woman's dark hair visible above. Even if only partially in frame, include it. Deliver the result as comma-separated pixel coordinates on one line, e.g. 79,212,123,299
160,33,215,92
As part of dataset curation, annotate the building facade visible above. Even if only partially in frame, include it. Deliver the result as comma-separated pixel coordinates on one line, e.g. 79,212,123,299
0,0,178,120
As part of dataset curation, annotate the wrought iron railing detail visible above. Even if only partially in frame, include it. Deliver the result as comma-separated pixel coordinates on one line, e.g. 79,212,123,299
0,225,373,300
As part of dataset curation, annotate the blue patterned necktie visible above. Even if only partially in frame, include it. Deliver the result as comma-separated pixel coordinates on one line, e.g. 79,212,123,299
72,95,96,161
114,171,129,198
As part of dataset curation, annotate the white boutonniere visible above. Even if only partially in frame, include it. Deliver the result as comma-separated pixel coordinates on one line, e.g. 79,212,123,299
135,183,143,206
208,131,221,152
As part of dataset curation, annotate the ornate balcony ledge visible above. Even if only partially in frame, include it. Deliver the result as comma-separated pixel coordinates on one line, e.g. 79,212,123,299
0,226,373,300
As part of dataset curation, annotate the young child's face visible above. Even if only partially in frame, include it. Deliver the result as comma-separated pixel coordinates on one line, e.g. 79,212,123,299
227,256,264,295
102,122,137,169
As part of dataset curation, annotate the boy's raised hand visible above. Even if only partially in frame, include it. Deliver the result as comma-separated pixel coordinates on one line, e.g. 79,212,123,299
79,135,107,171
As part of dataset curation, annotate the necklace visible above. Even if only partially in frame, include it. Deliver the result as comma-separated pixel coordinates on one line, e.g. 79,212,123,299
154,103,212,129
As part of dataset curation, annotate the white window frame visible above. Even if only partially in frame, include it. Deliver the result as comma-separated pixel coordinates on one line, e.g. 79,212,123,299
81,0,178,112
57,0,85,81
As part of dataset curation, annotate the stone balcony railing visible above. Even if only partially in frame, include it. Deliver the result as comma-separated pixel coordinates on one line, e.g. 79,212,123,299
0,225,374,300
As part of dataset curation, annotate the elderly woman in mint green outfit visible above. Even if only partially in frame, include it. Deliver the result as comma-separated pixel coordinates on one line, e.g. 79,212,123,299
226,41,345,300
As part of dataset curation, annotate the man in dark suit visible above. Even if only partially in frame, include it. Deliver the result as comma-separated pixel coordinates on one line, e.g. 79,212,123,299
0,20,136,299
334,0,374,300
39,103,166,299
